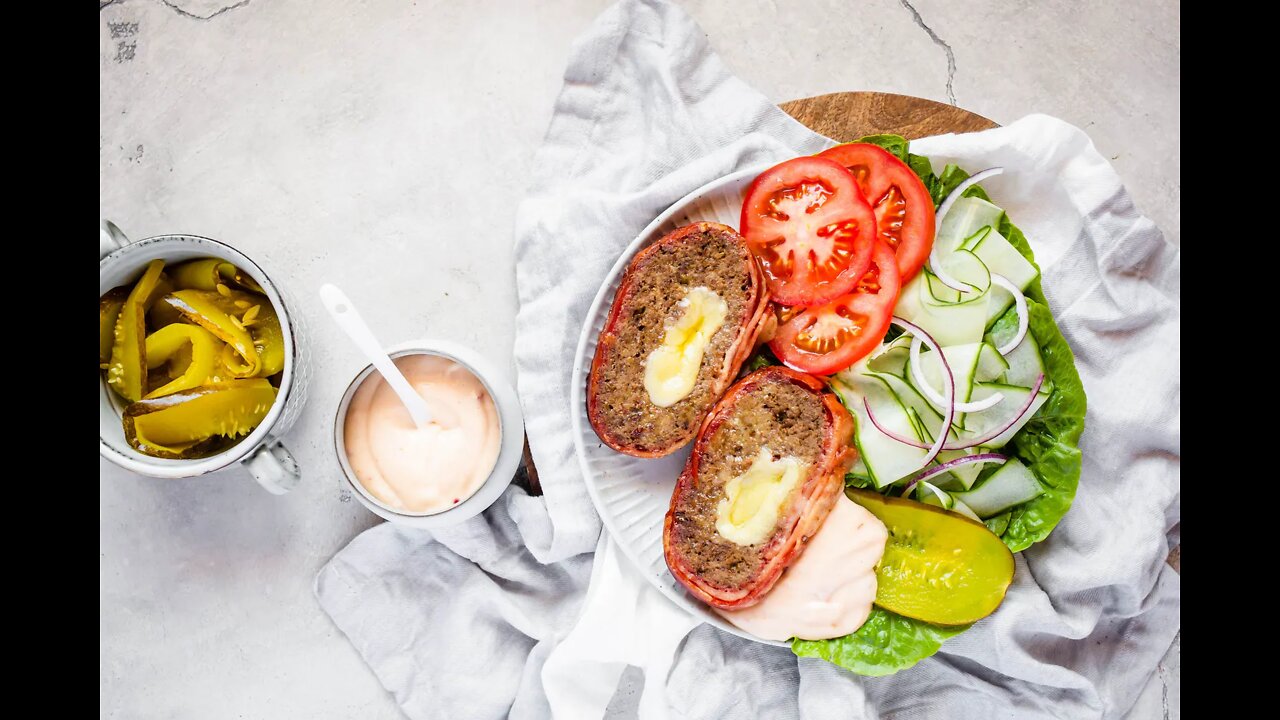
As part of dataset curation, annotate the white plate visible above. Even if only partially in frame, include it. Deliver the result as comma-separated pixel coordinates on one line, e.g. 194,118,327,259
570,163,788,647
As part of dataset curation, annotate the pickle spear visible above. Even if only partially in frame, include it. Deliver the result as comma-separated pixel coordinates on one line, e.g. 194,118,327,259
106,260,166,402
846,488,1014,626
99,287,129,366
161,289,261,375
170,259,266,294
123,379,277,458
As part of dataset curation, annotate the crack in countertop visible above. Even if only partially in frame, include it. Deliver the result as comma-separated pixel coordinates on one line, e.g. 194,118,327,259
1160,630,1179,720
100,0,255,20
898,0,957,105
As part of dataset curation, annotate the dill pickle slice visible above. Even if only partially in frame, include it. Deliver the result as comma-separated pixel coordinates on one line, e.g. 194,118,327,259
221,264,265,294
241,299,284,377
846,488,1014,626
161,289,284,378
123,379,277,458
99,286,129,366
147,299,186,330
106,260,166,402
170,259,223,291
161,290,261,374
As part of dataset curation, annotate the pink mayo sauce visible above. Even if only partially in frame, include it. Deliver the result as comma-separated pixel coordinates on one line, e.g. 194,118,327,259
343,354,501,515
716,494,888,641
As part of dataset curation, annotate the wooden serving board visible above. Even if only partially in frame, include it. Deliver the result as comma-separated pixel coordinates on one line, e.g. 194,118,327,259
780,90,997,142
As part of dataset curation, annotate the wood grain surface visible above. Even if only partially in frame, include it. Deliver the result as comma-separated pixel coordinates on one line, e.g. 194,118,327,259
780,91,997,142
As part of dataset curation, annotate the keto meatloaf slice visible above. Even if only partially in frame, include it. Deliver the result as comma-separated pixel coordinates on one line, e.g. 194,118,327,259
587,222,771,458
663,366,856,610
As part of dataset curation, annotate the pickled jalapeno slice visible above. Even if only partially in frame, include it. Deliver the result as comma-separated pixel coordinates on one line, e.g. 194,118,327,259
143,324,221,398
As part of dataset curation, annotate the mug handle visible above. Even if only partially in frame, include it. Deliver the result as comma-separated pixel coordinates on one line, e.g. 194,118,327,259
244,440,302,495
101,219,131,260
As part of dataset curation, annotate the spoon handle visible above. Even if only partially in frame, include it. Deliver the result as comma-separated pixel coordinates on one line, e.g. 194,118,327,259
319,283,433,428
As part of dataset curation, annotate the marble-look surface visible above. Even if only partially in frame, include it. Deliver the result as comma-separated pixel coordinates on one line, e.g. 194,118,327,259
99,1,1179,718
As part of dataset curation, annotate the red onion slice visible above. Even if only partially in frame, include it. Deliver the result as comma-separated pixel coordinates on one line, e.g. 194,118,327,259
929,167,1005,292
866,374,1045,452
942,373,1044,450
908,336,1004,413
889,318,952,469
991,273,1029,355
913,452,1007,484
863,397,930,449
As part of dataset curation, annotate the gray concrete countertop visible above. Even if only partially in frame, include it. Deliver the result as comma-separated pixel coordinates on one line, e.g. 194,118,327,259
99,1,1179,718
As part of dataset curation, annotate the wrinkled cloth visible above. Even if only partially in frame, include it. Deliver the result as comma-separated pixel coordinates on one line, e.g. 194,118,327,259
315,1,1180,718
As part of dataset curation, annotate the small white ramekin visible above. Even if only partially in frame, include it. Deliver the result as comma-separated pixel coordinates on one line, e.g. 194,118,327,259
333,340,524,528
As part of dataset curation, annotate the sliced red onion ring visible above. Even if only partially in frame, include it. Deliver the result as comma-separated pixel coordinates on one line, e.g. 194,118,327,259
866,373,1045,451
913,452,1007,484
991,273,1029,355
889,318,952,469
942,373,1044,450
900,479,919,497
863,397,930,449
929,167,1005,292
908,336,1004,413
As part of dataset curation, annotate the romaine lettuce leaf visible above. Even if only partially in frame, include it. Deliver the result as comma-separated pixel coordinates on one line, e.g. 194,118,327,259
792,609,969,677
990,300,1086,551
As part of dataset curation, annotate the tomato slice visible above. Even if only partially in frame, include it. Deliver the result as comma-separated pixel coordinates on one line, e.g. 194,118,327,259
817,143,936,280
739,156,876,306
769,239,901,375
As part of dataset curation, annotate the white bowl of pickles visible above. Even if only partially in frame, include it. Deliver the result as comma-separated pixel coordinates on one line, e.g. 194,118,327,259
98,221,307,494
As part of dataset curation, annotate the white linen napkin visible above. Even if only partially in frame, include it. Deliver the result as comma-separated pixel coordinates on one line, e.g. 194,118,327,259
316,1,1180,718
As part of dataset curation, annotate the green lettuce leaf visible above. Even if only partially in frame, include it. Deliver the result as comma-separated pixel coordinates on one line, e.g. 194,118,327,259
852,134,910,162
792,609,969,677
989,300,1086,551
790,134,1088,675
960,180,1086,552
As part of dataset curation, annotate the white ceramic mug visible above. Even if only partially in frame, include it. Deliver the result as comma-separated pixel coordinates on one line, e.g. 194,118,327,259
333,340,524,527
99,220,309,494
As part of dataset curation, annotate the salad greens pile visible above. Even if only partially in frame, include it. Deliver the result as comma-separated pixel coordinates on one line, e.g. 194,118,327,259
767,135,1087,675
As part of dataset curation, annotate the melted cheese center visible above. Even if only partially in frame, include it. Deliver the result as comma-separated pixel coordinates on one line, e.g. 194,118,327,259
716,447,806,546
643,287,728,408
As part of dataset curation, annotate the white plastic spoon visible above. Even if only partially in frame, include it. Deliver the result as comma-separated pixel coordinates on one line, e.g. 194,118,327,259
319,283,433,429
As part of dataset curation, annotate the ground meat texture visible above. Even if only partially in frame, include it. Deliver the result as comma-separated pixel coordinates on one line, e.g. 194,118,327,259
667,376,827,590
589,223,759,455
